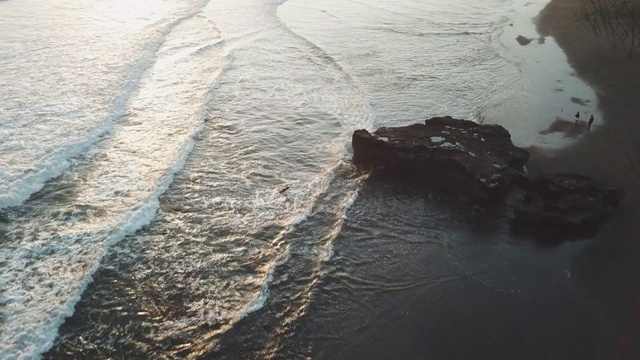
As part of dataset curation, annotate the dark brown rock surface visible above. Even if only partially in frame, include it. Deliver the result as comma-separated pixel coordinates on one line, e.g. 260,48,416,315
352,116,530,200
514,173,624,227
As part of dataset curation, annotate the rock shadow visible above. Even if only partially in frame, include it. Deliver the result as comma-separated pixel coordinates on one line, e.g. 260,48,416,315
516,35,533,46
570,97,590,106
508,219,601,246
540,116,585,138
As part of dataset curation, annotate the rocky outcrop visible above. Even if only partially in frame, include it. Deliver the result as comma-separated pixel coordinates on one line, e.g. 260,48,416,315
352,116,530,200
352,116,625,233
514,173,624,227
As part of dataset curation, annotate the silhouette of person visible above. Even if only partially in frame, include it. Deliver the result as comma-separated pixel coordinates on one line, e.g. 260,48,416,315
574,111,580,123
588,114,594,131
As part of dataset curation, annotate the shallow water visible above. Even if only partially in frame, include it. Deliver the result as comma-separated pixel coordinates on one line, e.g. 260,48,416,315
0,0,608,358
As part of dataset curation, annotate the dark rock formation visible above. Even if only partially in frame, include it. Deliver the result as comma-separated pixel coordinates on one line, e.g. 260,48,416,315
514,173,624,227
352,116,529,200
351,117,626,238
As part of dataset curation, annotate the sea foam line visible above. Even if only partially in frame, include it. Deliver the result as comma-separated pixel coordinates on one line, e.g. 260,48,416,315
0,94,215,360
0,85,223,360
0,4,209,211
217,0,378,322
0,13,227,360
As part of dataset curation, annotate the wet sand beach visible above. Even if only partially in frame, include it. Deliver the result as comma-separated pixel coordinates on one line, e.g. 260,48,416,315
535,0,640,193
327,1,640,359
534,1,640,359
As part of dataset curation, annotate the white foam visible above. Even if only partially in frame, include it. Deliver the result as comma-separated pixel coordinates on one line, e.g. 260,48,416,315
0,0,398,355
0,6,225,358
231,159,362,317
323,244,335,261
209,46,378,324
342,180,364,219
441,141,463,150
245,273,272,314
0,6,208,211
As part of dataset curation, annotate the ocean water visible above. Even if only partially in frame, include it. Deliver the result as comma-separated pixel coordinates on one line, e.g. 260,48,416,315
0,0,604,359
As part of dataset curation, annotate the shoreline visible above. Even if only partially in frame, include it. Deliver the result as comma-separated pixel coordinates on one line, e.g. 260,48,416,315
535,0,640,358
535,0,640,192
331,1,640,359
494,0,604,151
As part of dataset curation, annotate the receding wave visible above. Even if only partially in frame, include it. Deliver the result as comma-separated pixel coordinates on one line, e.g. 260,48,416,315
36,0,376,357
0,3,211,211
0,7,225,358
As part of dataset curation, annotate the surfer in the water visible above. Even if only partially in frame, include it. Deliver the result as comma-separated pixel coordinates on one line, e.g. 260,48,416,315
574,111,580,123
588,114,594,131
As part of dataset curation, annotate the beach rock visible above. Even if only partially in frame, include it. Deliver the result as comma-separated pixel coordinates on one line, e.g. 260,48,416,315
514,173,624,227
352,116,529,200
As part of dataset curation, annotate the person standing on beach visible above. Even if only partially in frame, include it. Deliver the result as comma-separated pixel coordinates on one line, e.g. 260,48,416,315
574,111,580,123
588,114,594,131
